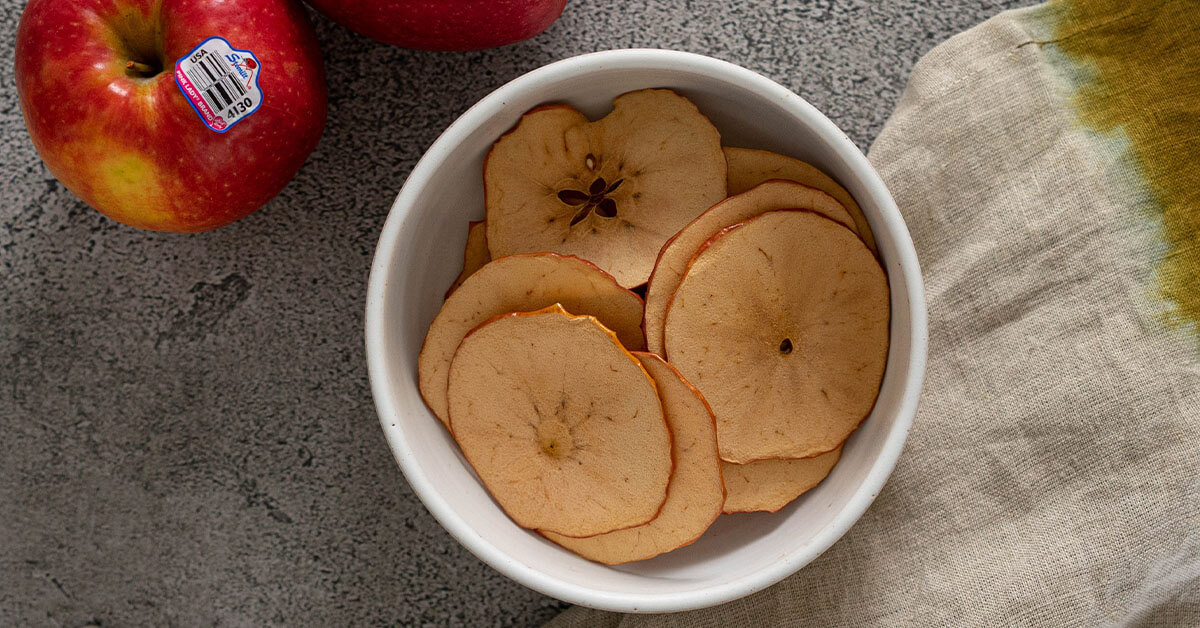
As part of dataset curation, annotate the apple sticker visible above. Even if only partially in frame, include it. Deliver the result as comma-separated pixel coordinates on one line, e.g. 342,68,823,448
174,36,264,133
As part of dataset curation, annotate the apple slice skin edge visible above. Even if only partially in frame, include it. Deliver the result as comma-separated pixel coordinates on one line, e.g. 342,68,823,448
723,146,877,253
662,209,890,463
483,89,727,288
721,446,842,514
417,252,646,430
539,352,724,564
642,179,855,354
444,220,490,299
446,305,673,538
665,211,888,462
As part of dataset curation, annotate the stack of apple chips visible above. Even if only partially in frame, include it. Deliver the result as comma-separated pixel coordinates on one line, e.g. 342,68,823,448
417,89,889,564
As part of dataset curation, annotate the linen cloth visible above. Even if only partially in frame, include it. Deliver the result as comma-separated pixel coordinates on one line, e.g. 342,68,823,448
548,1,1200,625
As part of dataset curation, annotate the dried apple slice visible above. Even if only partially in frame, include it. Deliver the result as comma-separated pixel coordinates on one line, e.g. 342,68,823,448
664,210,889,463
724,146,876,253
722,447,841,514
447,305,672,538
644,180,855,354
484,89,726,288
542,353,724,564
444,220,490,298
419,253,645,428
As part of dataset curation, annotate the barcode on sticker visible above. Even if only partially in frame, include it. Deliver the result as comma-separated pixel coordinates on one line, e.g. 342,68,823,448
188,54,249,109
174,36,263,133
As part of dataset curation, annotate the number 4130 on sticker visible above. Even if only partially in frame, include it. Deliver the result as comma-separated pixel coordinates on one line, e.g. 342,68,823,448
174,36,264,133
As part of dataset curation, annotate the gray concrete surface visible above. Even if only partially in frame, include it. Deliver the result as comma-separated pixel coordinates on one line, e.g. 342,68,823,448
1,0,1033,625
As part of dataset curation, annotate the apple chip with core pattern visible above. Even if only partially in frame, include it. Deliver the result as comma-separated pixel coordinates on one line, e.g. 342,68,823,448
644,180,854,354
485,89,726,288
542,353,724,564
447,305,672,538
722,447,841,514
664,210,889,463
444,220,490,298
724,146,876,253
419,253,644,428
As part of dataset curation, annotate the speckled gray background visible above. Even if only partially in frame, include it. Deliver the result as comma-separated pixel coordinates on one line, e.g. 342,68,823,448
1,1,1033,625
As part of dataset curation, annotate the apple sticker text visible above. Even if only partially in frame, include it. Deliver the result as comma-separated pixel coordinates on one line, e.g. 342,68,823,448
174,36,264,133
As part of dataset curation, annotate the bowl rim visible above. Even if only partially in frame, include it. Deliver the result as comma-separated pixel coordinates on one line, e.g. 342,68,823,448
365,48,928,614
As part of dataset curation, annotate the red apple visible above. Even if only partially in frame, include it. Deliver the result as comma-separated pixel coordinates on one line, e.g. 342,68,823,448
15,0,327,232
305,0,568,51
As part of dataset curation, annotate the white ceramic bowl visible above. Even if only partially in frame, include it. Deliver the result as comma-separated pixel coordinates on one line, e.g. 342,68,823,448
365,49,927,613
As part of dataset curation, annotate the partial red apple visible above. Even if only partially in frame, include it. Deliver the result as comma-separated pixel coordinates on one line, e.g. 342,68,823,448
305,0,568,51
15,0,327,232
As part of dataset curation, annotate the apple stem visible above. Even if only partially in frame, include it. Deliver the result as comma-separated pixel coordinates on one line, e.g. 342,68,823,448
126,59,157,75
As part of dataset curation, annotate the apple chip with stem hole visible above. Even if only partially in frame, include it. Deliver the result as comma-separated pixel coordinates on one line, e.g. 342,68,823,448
419,253,644,428
484,89,727,288
542,352,724,564
724,147,876,253
644,180,855,354
444,220,490,298
722,447,841,514
664,210,890,463
447,305,672,538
